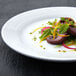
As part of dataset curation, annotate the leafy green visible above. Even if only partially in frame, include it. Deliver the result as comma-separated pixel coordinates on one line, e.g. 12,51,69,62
47,21,53,25
61,17,65,21
64,36,76,45
65,19,69,23
39,29,51,40
47,19,57,26
61,17,74,25
50,27,54,34
69,21,74,25
58,24,69,34
65,41,73,45
53,19,57,25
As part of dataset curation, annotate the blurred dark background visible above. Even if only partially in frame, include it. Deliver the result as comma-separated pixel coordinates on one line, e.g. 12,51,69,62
0,0,76,76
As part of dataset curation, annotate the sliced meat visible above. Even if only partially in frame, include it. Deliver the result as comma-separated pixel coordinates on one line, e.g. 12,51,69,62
47,35,66,44
67,26,76,36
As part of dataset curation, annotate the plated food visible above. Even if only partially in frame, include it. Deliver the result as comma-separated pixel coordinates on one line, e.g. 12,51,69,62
2,7,76,61
30,17,76,50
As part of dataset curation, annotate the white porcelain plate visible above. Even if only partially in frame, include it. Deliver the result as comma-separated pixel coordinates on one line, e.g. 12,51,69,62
1,7,76,61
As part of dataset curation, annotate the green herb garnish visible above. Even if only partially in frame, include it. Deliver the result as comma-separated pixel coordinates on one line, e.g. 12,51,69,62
53,19,57,25
29,32,32,34
64,36,76,46
39,29,52,40
47,19,57,26
69,21,74,25
61,17,65,21
33,36,37,41
47,21,53,25
63,50,66,53
40,45,43,47
43,47,46,49
58,24,69,34
65,19,69,23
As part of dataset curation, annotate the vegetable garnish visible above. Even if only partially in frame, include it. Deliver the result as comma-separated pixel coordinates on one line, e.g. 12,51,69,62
40,45,43,47
39,35,50,43
47,19,57,26
29,32,32,34
53,27,57,40
53,22,59,40
58,50,66,53
39,29,52,40
62,42,76,49
58,24,69,34
40,45,46,50
32,36,37,41
41,27,51,34
65,40,75,46
57,33,70,37
43,47,46,49
30,17,76,51
32,27,45,33
67,43,75,46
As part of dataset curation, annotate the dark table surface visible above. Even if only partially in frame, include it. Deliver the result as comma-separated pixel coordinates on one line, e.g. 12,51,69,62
0,0,76,76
